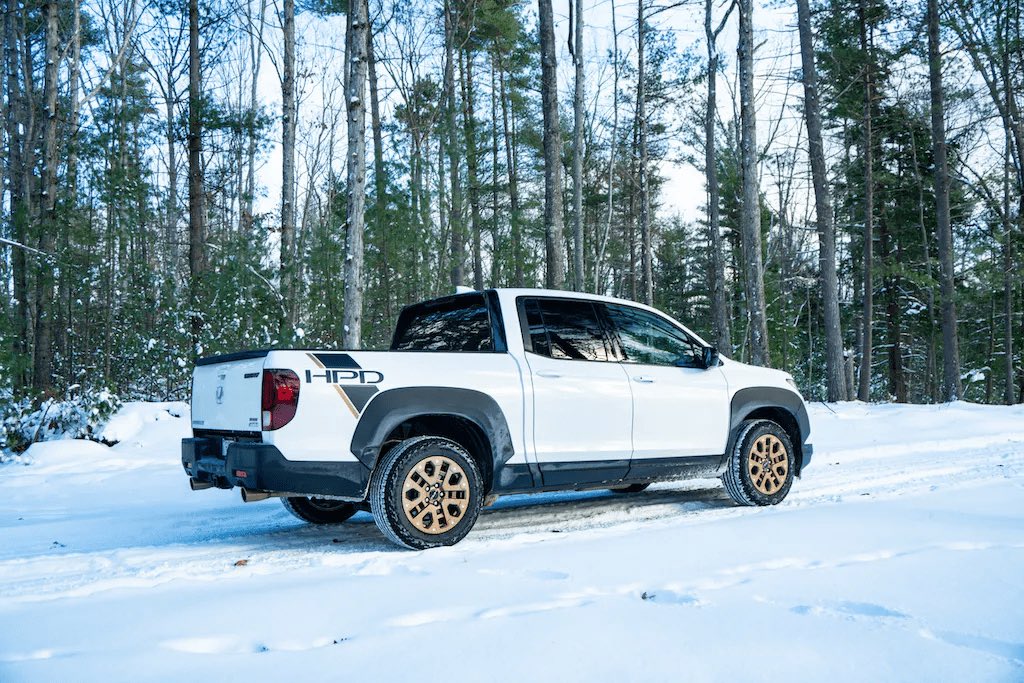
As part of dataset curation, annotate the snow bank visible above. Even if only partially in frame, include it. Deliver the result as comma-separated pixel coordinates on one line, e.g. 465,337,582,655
808,400,1024,458
99,401,189,445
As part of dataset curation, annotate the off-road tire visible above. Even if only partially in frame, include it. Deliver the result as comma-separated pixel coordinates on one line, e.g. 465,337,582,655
281,496,359,524
722,419,795,506
609,483,650,494
369,436,484,550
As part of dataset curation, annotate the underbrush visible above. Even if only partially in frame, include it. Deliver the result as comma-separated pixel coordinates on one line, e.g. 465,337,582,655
0,387,122,463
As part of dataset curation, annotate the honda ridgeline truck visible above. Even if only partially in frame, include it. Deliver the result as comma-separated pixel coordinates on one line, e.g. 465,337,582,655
182,288,812,549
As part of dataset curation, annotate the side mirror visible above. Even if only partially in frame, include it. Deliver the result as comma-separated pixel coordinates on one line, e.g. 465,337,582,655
701,346,720,369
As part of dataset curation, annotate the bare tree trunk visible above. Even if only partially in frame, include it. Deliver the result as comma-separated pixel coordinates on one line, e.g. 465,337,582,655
538,0,566,289
705,0,731,354
880,215,906,401
461,49,483,290
498,59,523,287
342,0,368,348
243,0,266,233
367,23,386,308
1004,122,1015,405
738,0,769,365
33,0,59,391
594,0,618,293
571,0,585,291
164,73,179,269
444,0,464,288
927,0,962,401
188,0,206,351
279,0,297,336
629,106,638,301
490,52,500,286
59,0,83,377
797,0,845,400
857,0,874,401
906,133,938,401
637,0,653,305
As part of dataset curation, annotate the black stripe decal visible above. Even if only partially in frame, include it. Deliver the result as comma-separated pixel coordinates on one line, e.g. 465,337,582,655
341,386,378,413
313,353,361,369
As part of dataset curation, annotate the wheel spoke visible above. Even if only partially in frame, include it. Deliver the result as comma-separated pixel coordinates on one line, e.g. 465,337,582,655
748,432,788,495
401,454,471,535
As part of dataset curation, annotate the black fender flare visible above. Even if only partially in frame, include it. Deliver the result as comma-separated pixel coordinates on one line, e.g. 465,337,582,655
728,386,811,471
349,386,516,477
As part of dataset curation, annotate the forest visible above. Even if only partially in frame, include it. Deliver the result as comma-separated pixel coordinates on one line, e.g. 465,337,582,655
1,0,1022,413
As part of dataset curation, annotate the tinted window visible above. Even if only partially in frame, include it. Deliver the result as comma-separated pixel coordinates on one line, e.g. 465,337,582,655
524,298,610,361
603,304,703,367
392,294,493,352
523,299,550,357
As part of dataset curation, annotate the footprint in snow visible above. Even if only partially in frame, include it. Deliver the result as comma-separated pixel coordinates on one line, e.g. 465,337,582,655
791,601,907,620
476,568,569,581
641,590,703,606
923,629,1024,666
161,635,347,655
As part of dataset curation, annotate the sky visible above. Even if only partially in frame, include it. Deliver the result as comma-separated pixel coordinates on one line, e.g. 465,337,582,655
246,0,807,231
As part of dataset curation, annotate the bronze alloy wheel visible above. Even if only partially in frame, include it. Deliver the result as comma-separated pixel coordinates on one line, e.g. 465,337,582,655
746,433,789,495
401,454,471,535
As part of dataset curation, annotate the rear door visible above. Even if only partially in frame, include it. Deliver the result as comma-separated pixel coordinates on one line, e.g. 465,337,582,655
519,297,632,486
599,303,730,460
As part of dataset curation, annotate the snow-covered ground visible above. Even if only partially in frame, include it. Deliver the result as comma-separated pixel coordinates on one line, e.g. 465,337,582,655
1,401,1022,682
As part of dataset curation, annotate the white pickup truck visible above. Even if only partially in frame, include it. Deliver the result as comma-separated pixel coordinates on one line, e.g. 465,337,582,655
183,288,812,549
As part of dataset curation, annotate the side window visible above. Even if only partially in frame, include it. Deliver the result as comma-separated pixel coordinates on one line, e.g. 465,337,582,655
392,294,493,352
522,298,610,361
603,304,703,367
523,299,550,357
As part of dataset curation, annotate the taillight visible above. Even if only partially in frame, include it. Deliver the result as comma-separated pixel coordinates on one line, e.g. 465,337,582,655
261,369,300,430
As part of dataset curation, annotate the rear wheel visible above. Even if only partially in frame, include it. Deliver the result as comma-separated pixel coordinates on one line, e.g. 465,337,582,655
722,419,795,506
281,496,359,525
370,436,484,550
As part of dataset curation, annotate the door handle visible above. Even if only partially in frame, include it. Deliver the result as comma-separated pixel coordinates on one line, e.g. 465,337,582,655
632,375,655,383
537,370,562,379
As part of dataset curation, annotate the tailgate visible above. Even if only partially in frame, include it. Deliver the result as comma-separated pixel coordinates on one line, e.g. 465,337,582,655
190,354,266,433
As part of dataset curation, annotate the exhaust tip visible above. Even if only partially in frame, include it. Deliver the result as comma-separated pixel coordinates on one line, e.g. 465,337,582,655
189,478,214,491
241,488,271,503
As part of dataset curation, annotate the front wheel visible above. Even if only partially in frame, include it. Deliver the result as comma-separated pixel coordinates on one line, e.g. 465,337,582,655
281,496,359,524
369,436,484,550
722,419,795,506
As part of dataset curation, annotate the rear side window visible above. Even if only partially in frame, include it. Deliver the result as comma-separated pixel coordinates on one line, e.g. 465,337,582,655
522,298,610,361
392,294,493,352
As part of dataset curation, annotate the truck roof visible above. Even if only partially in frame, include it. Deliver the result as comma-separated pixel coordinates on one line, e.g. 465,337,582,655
430,287,665,310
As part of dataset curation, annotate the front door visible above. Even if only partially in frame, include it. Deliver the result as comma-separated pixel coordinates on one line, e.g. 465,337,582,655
599,303,730,461
520,297,633,486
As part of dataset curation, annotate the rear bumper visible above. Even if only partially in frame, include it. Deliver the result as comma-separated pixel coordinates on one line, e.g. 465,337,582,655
181,437,371,501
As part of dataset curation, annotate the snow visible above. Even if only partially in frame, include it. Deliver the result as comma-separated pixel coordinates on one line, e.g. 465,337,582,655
96,401,187,445
1,401,1022,681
